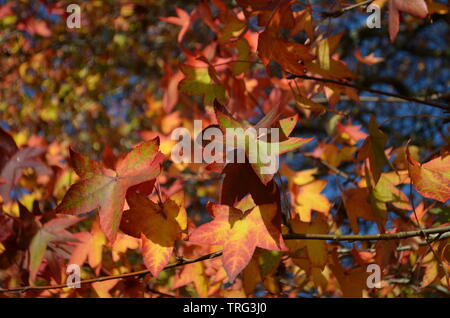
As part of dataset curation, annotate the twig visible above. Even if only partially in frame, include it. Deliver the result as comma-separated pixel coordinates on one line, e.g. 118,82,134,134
311,94,449,104
320,0,374,18
409,182,449,285
283,225,450,242
1,226,450,294
287,74,450,111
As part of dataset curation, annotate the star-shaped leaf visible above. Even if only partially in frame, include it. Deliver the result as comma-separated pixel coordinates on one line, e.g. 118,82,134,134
215,108,313,184
294,180,330,222
406,149,450,203
120,190,187,277
178,64,227,106
0,146,52,203
189,195,286,281
56,138,164,242
29,215,81,283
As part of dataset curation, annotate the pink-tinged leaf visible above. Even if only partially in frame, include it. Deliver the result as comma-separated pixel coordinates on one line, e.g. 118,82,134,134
0,147,52,203
69,217,106,273
160,7,197,43
389,0,428,42
394,0,428,17
56,138,164,242
0,127,18,171
215,108,312,185
29,215,81,283
389,0,400,43
189,197,286,282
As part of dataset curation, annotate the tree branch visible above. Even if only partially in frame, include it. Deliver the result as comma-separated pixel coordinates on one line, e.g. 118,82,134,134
1,226,449,294
287,74,450,111
320,0,374,18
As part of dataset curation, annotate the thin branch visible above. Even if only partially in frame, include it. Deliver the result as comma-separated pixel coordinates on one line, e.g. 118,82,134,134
311,94,448,104
409,182,449,284
320,0,374,18
283,225,450,241
287,74,450,111
1,226,449,294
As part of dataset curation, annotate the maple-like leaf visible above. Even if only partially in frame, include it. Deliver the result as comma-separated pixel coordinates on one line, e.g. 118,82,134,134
372,171,411,210
336,121,368,146
189,195,287,281
220,162,282,213
356,116,389,184
406,150,450,203
120,190,187,277
0,147,52,203
353,49,384,65
215,108,313,184
69,217,106,274
29,215,81,283
329,251,369,297
294,180,330,222
160,7,197,43
257,1,313,75
178,64,227,107
308,142,356,168
342,187,386,234
172,261,209,297
388,0,428,42
286,217,329,269
56,138,164,242
111,232,140,262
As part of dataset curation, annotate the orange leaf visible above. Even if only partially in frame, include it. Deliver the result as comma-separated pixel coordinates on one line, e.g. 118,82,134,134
294,180,330,222
120,191,187,277
406,150,450,203
189,195,286,281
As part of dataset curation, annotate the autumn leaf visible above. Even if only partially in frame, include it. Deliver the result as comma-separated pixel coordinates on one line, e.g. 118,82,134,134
388,0,428,42
336,121,368,146
372,171,411,210
56,138,164,242
406,149,450,203
257,0,313,75
189,195,287,281
220,162,282,214
356,116,389,184
178,64,227,106
308,142,356,168
173,261,209,297
293,180,330,222
69,216,106,274
29,215,81,283
354,49,384,65
342,187,386,234
0,146,52,203
160,7,197,43
215,107,313,184
0,127,18,171
286,217,329,269
119,190,187,277
329,251,369,297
